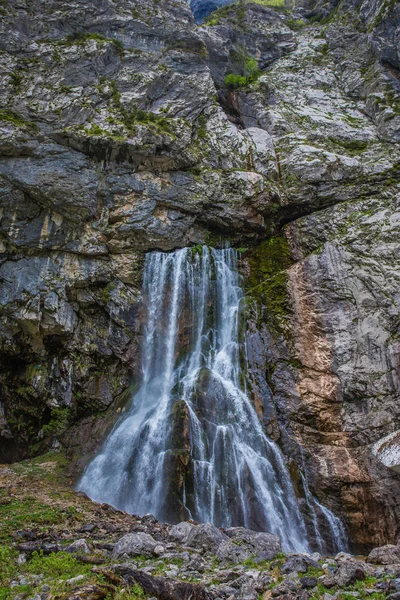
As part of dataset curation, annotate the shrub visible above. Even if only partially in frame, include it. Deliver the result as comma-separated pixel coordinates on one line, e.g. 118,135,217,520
225,73,248,88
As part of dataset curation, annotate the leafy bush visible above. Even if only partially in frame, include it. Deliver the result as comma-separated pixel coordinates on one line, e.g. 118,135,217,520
224,51,261,89
225,73,248,88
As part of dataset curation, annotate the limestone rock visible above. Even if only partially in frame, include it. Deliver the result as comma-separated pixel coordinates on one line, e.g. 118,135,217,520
112,533,158,558
169,522,195,544
186,523,228,552
66,539,91,555
225,527,281,559
373,431,400,474
368,544,400,565
281,555,320,574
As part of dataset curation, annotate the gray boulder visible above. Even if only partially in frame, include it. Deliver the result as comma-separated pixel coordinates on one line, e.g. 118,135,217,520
324,561,366,587
112,533,157,558
334,561,366,586
65,539,91,554
225,527,281,560
281,555,320,574
368,544,400,565
216,540,253,564
186,523,228,552
169,521,195,544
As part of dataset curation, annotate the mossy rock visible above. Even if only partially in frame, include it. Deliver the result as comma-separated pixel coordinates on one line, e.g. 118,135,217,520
244,235,293,335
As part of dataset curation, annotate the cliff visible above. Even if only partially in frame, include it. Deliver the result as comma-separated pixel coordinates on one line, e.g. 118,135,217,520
0,0,399,552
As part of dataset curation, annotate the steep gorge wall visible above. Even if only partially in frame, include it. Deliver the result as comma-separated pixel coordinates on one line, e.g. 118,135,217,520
0,0,399,550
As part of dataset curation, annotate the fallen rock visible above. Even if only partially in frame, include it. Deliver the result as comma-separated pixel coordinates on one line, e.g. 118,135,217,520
281,555,320,574
113,565,213,599
216,540,253,564
112,533,157,558
224,527,281,560
301,576,317,588
66,575,86,586
324,561,366,587
66,539,91,554
61,584,113,600
17,542,61,556
367,544,400,565
186,523,228,553
169,522,195,544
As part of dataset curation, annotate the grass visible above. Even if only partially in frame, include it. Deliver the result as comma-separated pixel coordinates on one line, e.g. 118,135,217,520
26,551,90,578
0,496,63,542
248,0,285,6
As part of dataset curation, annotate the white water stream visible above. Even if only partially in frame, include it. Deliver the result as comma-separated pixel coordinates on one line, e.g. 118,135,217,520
79,247,346,552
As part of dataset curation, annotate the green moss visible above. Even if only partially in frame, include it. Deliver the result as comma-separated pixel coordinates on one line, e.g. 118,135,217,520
64,32,124,53
0,109,38,131
166,39,208,59
10,70,23,88
245,235,293,334
286,18,306,30
41,407,71,437
327,137,369,155
102,281,118,302
196,114,208,139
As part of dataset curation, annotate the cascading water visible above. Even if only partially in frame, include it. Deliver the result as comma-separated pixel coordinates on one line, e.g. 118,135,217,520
78,247,345,552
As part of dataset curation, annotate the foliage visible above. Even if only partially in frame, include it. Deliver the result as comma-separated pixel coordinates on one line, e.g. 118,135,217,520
26,551,89,578
286,18,306,30
41,407,71,437
0,547,17,585
225,73,248,89
0,496,61,542
225,52,261,89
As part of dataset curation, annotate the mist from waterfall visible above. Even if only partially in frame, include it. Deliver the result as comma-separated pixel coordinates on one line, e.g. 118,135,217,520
78,246,346,553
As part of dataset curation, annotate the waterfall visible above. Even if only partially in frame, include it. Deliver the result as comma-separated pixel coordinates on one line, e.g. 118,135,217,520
79,247,335,552
301,473,348,554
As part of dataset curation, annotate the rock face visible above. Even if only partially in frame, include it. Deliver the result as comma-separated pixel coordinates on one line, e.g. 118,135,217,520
373,431,400,473
0,0,399,552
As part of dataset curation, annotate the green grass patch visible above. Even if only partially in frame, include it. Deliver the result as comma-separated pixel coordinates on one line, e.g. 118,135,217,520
26,551,90,578
248,0,285,6
0,495,63,542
